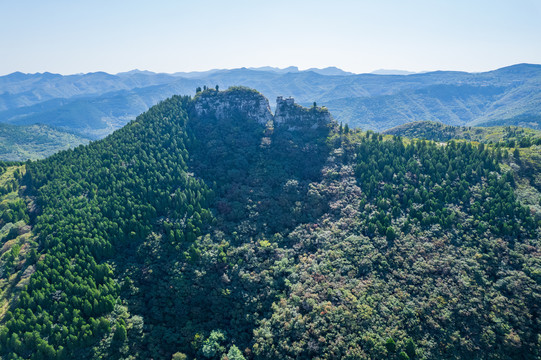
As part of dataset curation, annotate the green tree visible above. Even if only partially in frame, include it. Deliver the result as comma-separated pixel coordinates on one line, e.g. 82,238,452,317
513,148,521,164
226,345,245,360
201,330,226,358
405,338,416,359
172,352,187,360
386,226,396,242
385,338,397,353
398,351,410,360
113,324,127,342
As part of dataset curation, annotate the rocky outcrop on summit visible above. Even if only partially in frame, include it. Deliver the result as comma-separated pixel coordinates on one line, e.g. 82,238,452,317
274,96,333,130
192,87,333,130
192,87,273,125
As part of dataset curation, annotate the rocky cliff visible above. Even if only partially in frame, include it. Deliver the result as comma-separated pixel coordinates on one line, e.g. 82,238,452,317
192,87,333,129
192,86,273,125
274,96,333,130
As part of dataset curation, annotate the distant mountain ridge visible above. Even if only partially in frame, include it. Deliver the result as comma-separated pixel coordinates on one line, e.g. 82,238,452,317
1,63,541,138
370,69,418,75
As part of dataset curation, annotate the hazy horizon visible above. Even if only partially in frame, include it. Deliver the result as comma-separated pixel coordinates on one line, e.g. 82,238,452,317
1,0,540,76
3,62,541,77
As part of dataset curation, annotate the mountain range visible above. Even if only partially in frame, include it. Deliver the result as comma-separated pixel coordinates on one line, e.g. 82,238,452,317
1,64,540,142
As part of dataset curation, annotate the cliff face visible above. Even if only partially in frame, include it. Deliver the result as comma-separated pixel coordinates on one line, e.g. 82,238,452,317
192,87,332,129
192,87,273,125
274,96,333,130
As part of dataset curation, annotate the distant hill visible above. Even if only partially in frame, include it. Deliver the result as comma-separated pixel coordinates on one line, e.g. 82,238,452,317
323,84,509,131
384,120,541,147
1,63,541,138
0,123,90,161
370,69,418,75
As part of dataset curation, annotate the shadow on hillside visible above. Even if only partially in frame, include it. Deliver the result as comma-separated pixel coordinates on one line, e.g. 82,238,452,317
186,107,332,239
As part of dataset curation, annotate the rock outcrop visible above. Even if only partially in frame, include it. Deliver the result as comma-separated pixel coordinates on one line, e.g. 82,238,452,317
274,96,333,130
192,87,332,129
192,87,273,125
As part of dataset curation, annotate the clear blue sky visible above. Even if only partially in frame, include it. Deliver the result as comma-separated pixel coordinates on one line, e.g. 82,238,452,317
1,0,540,75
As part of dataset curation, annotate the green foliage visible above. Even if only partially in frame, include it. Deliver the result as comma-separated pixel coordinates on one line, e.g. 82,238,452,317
354,135,535,239
385,338,396,354
384,121,541,148
405,338,416,359
398,351,410,360
172,352,187,360
201,330,226,358
0,123,90,162
113,324,127,343
385,226,396,242
0,95,213,359
1,90,539,360
226,345,245,360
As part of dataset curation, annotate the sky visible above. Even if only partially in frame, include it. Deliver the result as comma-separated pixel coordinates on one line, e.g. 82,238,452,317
1,0,540,75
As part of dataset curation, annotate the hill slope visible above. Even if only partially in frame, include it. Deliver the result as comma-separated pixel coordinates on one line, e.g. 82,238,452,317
383,121,541,147
0,88,539,360
0,124,90,161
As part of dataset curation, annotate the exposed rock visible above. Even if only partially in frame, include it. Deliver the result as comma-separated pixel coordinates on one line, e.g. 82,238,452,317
192,87,333,130
274,96,333,130
192,87,273,125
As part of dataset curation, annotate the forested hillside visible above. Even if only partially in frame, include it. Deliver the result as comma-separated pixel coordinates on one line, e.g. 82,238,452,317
384,121,541,214
0,124,90,161
384,121,541,147
0,88,539,360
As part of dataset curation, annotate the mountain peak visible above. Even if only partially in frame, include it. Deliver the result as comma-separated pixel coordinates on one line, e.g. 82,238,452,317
247,66,300,74
491,63,541,75
306,66,354,76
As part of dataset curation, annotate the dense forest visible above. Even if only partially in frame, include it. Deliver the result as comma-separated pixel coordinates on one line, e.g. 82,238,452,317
0,88,539,359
